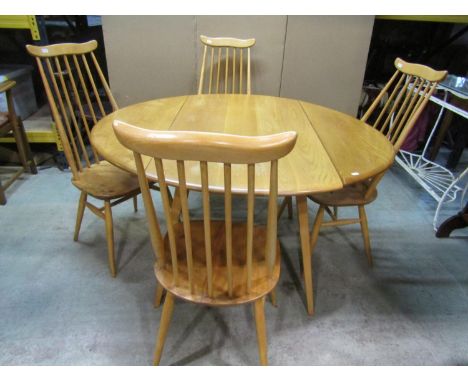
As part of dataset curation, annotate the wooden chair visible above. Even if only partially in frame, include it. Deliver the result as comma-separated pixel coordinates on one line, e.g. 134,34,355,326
26,40,142,277
0,80,37,205
309,58,447,262
281,58,447,312
113,120,297,365
198,35,255,95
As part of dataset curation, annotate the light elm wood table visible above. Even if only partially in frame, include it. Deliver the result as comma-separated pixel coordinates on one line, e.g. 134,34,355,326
91,94,395,315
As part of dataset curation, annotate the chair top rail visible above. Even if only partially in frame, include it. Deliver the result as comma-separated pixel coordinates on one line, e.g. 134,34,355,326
26,40,98,57
200,35,256,49
394,58,447,82
113,120,297,164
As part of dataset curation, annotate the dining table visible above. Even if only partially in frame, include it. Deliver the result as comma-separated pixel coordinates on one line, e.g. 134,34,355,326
90,94,395,315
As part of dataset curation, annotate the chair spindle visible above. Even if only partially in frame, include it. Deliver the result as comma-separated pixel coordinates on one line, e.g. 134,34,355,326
216,48,221,93
134,153,165,265
200,161,213,297
265,160,278,275
91,51,118,111
177,160,194,293
209,48,214,94
247,48,251,95
224,163,233,297
225,48,229,94
155,158,179,284
232,48,236,93
239,49,244,94
246,163,255,292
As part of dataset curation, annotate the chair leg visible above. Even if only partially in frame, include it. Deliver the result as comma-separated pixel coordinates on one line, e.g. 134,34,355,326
153,283,165,308
253,296,268,365
104,200,117,277
324,205,337,220
74,192,87,241
310,205,325,250
277,196,293,220
287,196,293,219
153,292,175,366
18,117,37,174
0,180,6,205
269,288,277,307
358,205,373,267
133,195,138,212
308,204,325,310
10,116,29,171
277,197,287,220
170,186,181,222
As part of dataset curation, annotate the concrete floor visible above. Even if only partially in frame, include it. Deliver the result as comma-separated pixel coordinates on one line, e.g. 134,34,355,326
0,161,467,365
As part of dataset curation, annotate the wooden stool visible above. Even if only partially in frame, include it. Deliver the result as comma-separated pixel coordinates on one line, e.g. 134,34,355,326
0,80,37,205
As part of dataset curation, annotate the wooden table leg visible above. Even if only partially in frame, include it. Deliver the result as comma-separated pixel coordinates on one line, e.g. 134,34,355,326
296,195,314,315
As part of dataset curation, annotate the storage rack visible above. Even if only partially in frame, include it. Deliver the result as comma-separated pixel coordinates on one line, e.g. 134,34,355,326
0,15,62,151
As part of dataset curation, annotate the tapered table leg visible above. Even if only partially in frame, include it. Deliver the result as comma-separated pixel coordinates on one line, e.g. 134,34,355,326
296,195,314,315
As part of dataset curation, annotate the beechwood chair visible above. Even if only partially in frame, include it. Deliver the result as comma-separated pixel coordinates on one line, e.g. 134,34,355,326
198,35,255,95
280,58,447,312
113,120,297,365
147,34,257,304
26,40,143,277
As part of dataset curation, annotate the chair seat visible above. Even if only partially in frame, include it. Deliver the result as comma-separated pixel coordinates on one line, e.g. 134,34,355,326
72,160,140,199
309,181,378,206
155,220,281,306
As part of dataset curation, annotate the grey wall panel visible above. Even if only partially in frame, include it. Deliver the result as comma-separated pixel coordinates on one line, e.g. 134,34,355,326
102,16,196,107
196,16,287,96
102,16,373,114
280,16,374,115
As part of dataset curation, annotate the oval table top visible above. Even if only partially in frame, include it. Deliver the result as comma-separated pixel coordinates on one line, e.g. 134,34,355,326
91,94,395,196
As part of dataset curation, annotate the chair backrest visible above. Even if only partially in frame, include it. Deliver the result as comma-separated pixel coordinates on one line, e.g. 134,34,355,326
361,57,447,152
198,35,255,95
26,40,118,178
113,120,297,300
359,57,447,200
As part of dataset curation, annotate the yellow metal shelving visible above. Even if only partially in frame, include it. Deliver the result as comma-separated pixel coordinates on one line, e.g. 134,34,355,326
0,16,62,151
0,15,41,40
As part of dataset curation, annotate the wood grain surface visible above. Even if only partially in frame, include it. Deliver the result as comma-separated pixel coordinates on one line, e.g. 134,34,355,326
91,94,395,195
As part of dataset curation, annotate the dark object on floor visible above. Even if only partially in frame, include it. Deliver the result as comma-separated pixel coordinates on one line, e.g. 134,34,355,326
436,202,468,237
